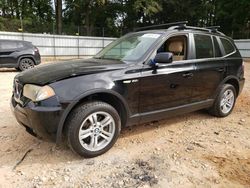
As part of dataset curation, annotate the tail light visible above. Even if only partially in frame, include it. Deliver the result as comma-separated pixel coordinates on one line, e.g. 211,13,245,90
34,47,39,53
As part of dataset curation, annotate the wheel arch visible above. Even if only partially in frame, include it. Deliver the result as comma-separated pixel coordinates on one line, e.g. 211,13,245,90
223,76,240,96
56,89,130,144
214,76,240,99
17,55,36,66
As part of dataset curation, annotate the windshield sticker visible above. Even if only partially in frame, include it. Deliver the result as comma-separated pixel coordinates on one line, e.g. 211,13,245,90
141,34,161,39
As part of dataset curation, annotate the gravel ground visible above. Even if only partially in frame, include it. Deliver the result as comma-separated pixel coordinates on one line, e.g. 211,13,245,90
0,61,249,188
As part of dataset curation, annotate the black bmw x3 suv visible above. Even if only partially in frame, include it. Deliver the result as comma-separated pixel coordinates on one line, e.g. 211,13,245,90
0,40,41,71
11,22,245,157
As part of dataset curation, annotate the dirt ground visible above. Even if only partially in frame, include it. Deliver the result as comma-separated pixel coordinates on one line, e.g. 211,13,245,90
0,61,249,188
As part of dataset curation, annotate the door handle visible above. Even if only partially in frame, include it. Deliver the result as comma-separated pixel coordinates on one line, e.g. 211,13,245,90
182,72,193,78
170,83,179,89
216,68,225,72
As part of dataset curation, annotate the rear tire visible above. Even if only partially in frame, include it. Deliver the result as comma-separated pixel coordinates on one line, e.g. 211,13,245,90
66,101,121,158
19,58,35,71
208,84,236,117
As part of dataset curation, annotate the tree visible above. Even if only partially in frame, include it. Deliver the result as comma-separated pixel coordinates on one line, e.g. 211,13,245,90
214,0,250,38
55,0,62,34
64,0,113,36
0,0,54,33
0,0,250,38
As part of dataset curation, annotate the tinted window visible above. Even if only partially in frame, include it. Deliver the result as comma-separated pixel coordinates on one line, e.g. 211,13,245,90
16,42,24,48
220,38,235,55
0,41,15,50
0,41,24,50
194,34,213,59
213,37,222,57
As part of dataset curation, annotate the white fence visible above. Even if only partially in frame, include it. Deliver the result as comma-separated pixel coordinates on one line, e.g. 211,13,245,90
234,40,250,58
0,31,249,58
0,31,116,58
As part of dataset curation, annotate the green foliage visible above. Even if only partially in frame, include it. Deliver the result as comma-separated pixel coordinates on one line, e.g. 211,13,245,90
0,0,249,38
0,0,54,33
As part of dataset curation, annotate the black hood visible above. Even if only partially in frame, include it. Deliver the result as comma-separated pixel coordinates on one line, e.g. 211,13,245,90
15,58,126,85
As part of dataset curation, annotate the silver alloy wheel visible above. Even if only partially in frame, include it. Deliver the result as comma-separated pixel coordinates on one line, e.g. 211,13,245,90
78,111,115,151
220,89,235,114
20,58,34,70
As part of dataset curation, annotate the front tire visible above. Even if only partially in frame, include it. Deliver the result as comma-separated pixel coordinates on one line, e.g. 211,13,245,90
209,84,236,117
66,101,121,158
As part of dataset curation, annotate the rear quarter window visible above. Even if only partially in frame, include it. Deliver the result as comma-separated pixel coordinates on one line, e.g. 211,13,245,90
16,42,25,48
23,42,32,48
220,38,235,55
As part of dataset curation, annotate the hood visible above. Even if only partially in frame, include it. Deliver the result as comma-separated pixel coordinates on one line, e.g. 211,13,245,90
15,58,126,85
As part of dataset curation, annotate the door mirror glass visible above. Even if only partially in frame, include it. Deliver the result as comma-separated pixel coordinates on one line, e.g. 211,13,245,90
154,52,173,64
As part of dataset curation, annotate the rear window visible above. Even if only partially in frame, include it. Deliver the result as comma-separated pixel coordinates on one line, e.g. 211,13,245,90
220,38,235,55
194,34,214,59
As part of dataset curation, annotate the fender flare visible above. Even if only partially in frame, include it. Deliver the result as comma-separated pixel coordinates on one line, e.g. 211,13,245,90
213,76,240,99
55,89,131,144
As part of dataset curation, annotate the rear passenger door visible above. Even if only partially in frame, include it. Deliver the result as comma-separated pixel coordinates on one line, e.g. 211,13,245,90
191,34,225,102
0,41,19,65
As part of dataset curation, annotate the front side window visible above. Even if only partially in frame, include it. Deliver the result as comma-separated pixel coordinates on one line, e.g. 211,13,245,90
95,33,161,62
157,35,187,61
220,38,235,55
194,34,214,59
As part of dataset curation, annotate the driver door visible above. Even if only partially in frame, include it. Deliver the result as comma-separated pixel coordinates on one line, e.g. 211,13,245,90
139,34,196,120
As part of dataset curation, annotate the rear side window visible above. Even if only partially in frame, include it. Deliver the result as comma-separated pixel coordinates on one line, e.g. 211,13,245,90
0,41,15,50
213,37,222,57
23,42,32,48
16,42,24,48
220,38,235,55
0,41,24,50
194,34,214,59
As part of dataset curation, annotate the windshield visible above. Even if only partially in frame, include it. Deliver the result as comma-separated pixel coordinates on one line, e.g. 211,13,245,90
94,33,161,62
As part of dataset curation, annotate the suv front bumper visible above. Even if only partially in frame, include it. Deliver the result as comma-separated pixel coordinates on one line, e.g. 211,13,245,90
11,96,63,141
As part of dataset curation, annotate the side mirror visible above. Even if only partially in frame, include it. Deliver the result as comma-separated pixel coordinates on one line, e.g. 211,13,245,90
154,52,173,64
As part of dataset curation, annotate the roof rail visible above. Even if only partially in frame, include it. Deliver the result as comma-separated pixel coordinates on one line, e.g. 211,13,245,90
205,26,223,33
133,21,225,36
170,25,224,35
170,25,209,31
206,26,220,30
134,21,188,31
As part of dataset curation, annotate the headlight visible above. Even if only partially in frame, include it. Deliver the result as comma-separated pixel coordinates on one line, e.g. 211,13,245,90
23,84,55,102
